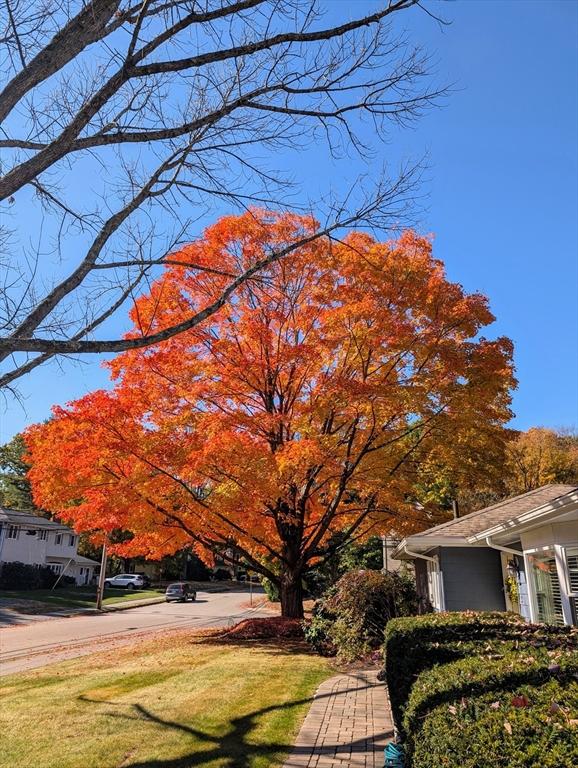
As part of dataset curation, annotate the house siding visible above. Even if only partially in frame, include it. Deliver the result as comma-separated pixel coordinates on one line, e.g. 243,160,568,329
439,547,506,612
521,521,578,551
0,511,98,586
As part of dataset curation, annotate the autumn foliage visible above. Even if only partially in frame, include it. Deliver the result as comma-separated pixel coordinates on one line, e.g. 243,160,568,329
506,427,578,493
26,211,515,616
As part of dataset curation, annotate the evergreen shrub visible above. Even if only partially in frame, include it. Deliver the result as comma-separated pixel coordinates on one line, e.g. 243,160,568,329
0,560,74,589
383,612,578,768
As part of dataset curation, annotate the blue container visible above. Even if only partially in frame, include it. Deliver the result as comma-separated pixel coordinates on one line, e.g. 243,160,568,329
384,742,405,767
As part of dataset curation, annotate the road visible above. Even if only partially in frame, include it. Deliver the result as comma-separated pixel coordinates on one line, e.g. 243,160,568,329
0,589,268,676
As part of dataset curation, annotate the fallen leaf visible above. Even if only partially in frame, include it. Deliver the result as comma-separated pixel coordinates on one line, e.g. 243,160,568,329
504,721,512,735
490,701,501,710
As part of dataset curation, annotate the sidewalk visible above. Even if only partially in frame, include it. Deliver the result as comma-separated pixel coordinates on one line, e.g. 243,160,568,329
284,669,394,768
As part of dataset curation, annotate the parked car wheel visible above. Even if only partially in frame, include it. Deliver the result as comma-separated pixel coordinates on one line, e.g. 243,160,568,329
126,583,135,590
165,582,196,603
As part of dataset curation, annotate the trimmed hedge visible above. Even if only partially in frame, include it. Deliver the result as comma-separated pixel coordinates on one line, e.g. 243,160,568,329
0,560,75,589
384,612,578,768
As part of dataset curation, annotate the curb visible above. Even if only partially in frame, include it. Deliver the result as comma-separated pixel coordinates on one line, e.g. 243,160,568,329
101,585,253,612
103,596,166,612
0,585,262,619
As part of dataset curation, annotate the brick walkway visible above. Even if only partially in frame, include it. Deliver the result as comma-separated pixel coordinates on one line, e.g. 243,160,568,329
283,669,394,768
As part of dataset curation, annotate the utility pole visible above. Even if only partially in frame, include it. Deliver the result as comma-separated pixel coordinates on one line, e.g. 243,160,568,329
95,542,108,611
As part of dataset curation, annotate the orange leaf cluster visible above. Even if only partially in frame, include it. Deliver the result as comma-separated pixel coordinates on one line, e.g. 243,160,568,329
25,211,515,603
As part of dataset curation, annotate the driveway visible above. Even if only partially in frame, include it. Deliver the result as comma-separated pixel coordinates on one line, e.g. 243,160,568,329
0,588,269,676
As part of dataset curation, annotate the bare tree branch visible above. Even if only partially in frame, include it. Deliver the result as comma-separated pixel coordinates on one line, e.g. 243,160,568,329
0,0,444,388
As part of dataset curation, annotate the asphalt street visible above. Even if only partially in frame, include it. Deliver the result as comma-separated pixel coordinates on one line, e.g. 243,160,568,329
0,588,268,676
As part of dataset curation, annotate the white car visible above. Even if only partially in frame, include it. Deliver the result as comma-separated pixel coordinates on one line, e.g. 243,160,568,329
103,573,144,590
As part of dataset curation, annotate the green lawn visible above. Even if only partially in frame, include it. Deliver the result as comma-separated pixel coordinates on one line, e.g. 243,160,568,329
0,633,330,768
0,587,165,609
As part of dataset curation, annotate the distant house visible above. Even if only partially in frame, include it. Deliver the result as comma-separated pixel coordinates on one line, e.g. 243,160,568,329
393,485,578,626
0,508,99,586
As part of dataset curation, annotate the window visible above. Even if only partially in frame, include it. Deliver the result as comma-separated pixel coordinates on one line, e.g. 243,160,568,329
68,534,75,546
528,550,564,625
564,547,578,625
6,525,19,539
55,534,63,545
38,530,48,541
50,564,63,574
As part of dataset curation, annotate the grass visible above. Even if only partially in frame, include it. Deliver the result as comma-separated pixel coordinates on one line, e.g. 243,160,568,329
0,633,331,768
0,587,165,609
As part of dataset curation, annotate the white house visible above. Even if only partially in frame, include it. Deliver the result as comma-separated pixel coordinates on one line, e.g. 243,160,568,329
0,508,99,586
393,484,578,627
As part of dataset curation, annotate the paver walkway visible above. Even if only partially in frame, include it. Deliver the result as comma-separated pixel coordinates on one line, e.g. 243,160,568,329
284,669,394,768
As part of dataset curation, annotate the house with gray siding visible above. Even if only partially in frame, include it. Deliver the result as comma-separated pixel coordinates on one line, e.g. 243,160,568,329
393,484,578,626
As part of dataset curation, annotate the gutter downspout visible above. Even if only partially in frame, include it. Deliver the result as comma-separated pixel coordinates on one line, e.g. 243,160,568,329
402,544,437,563
485,537,521,557
402,545,445,612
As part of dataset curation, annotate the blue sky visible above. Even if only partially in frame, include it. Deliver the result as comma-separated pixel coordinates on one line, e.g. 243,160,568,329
2,0,577,443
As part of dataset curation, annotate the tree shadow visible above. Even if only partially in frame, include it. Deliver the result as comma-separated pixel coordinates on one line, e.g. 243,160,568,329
193,636,314,657
0,606,32,625
81,678,389,768
386,620,577,729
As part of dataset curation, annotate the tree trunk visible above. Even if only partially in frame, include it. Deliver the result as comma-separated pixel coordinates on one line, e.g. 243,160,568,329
279,573,304,619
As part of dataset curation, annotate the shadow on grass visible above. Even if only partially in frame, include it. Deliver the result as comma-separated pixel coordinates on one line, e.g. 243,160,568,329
81,677,389,768
192,636,313,656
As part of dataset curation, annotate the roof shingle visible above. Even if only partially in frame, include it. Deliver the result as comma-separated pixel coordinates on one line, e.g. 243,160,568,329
408,484,578,541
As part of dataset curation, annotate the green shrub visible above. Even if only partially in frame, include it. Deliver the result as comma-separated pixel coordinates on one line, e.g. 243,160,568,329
302,610,336,656
260,575,280,602
383,612,578,768
305,569,418,661
384,611,525,728
0,560,61,589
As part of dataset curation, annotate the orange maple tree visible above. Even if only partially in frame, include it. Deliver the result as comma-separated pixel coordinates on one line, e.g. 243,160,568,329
25,211,515,617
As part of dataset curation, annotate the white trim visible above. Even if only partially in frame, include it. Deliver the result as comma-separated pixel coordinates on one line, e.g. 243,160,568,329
426,558,446,611
524,544,560,555
402,544,438,563
393,536,470,558
524,551,538,623
554,545,574,625
562,546,578,598
485,537,522,556
400,543,445,611
468,491,578,543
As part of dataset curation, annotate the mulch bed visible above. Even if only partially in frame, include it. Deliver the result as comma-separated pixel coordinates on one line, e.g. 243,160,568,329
219,617,304,640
